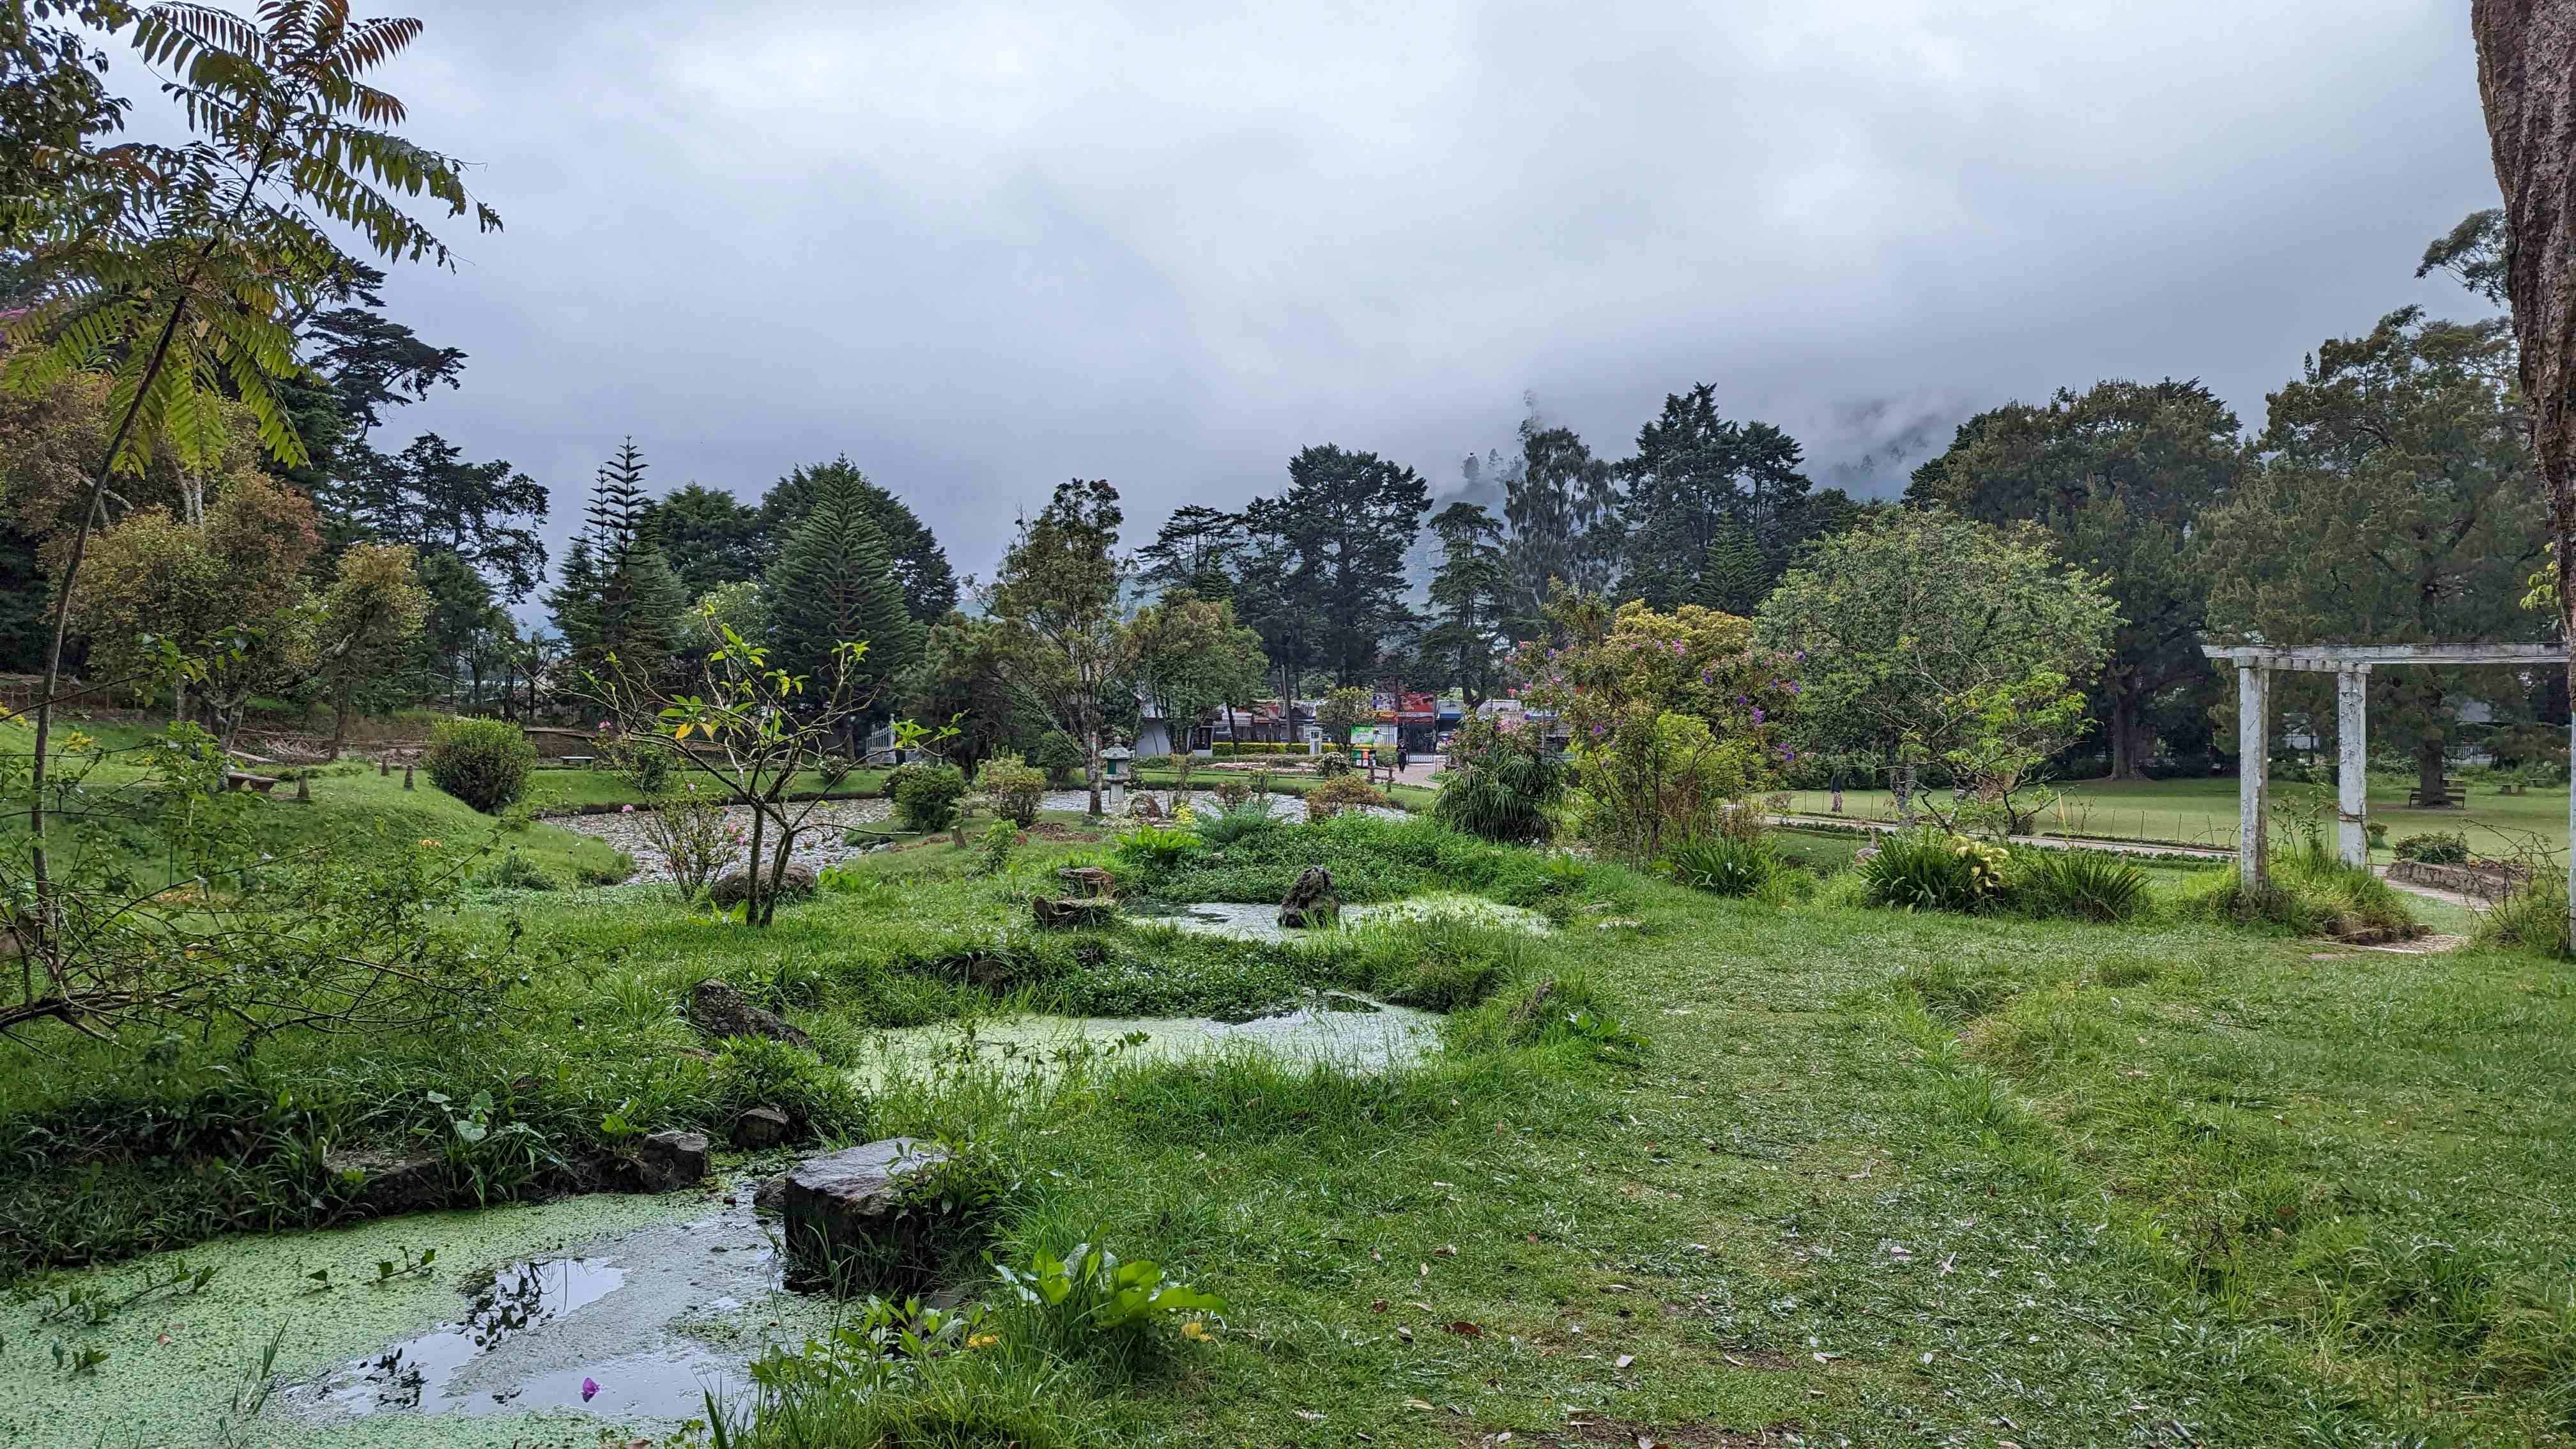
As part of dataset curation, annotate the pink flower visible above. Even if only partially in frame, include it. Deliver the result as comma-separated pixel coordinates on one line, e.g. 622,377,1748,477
619,804,634,814
581,1377,599,1402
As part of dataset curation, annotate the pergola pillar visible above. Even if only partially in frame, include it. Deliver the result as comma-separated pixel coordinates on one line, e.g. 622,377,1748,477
2206,640,2563,894
2236,661,2269,888
2335,666,2371,867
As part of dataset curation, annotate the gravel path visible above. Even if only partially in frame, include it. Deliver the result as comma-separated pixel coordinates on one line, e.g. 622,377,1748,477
552,799,894,884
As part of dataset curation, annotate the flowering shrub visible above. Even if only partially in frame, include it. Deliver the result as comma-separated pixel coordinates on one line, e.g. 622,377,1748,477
1515,592,1798,862
1305,774,1390,819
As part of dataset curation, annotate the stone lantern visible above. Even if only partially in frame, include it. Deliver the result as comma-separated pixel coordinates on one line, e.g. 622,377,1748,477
1099,744,1133,813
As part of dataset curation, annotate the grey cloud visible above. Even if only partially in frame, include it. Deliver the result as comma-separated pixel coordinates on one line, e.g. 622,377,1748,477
333,0,2494,604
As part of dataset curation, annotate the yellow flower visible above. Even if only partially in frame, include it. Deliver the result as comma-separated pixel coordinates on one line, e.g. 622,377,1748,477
1180,1321,1211,1342
418,838,443,849
966,1333,999,1349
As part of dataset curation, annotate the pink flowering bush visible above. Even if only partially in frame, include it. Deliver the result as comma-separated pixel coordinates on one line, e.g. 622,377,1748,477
1513,590,1800,862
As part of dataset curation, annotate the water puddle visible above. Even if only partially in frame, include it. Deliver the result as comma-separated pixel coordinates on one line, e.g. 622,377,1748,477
857,992,1443,1085
275,1194,791,1428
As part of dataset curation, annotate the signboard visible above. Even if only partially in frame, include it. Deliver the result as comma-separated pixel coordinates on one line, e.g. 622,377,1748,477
1350,726,1397,749
1397,691,1438,723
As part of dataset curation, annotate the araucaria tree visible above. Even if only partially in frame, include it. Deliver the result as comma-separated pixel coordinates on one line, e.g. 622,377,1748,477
1238,445,1430,686
1618,384,1820,613
1907,379,2246,779
1758,508,2119,825
762,463,921,724
549,439,688,685
1421,502,1512,703
987,479,1133,816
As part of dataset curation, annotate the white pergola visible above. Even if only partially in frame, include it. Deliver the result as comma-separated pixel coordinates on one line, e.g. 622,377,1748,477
2204,642,2566,887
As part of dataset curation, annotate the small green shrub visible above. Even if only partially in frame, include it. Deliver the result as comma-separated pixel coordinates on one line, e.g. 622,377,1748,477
2009,848,2150,923
975,818,1019,876
1314,749,1353,779
711,1034,866,1140
1665,835,1779,898
1035,731,1087,786
422,717,534,813
2474,876,2569,957
1114,822,1202,871
893,764,969,832
974,756,1047,827
2394,831,2471,865
473,850,559,891
1305,773,1388,819
995,1241,1225,1372
2180,852,2418,941
1809,870,1873,910
1859,829,2002,912
1430,718,1563,845
1193,797,1275,848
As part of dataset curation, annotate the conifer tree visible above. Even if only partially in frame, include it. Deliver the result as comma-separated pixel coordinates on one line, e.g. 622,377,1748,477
763,465,921,705
557,440,687,682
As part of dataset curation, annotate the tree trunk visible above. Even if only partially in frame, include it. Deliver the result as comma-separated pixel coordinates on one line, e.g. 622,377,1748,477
330,678,353,760
2472,0,2576,947
2417,730,2451,808
1085,726,1103,817
2106,684,2145,780
743,796,768,924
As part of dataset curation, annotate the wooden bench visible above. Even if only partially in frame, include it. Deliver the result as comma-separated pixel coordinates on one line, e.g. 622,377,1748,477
558,755,597,767
222,772,280,795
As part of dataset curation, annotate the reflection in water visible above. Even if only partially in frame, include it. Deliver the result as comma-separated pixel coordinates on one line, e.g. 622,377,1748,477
329,1256,626,1414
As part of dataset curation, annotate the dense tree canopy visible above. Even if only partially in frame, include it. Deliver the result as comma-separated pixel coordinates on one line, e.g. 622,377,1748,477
762,464,921,708
1758,507,2120,794
1907,378,2246,778
2203,305,2547,797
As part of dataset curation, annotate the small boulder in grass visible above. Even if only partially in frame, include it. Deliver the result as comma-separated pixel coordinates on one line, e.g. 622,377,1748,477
778,1137,952,1291
731,1105,793,1149
707,862,818,907
687,978,815,1051
1278,865,1339,929
634,1130,709,1192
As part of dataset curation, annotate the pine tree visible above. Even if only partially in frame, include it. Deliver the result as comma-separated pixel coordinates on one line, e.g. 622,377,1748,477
588,438,652,553
763,466,921,704
556,440,686,682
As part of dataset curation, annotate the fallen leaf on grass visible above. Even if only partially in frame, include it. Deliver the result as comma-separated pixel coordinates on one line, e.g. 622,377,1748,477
1370,1298,1387,1313
1434,1244,1458,1257
1445,1320,1485,1338
1294,1409,1324,1421
1615,1353,1635,1369
1397,1324,1413,1342
1404,1399,1438,1411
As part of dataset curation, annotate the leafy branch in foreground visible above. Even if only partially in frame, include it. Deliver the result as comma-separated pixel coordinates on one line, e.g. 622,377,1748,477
2,0,498,994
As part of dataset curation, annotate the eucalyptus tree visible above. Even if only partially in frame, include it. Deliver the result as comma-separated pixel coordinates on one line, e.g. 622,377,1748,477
2471,0,2576,940
1,0,498,989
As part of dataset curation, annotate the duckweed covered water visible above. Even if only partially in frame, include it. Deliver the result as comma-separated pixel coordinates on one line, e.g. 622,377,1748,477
856,992,1443,1086
0,1184,822,1447
1131,890,1554,944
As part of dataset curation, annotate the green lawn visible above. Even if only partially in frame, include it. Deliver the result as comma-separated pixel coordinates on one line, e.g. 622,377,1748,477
1,813,2569,1444
1786,773,2572,857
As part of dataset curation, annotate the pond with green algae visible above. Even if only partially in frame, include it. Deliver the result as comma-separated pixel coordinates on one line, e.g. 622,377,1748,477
853,990,1444,1087
1127,890,1556,945
0,1183,829,1447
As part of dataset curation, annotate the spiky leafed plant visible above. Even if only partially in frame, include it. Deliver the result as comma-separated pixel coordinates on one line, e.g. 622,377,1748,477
1,0,497,1001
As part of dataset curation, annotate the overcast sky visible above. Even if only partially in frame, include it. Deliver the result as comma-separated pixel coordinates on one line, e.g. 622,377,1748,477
318,0,2497,602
